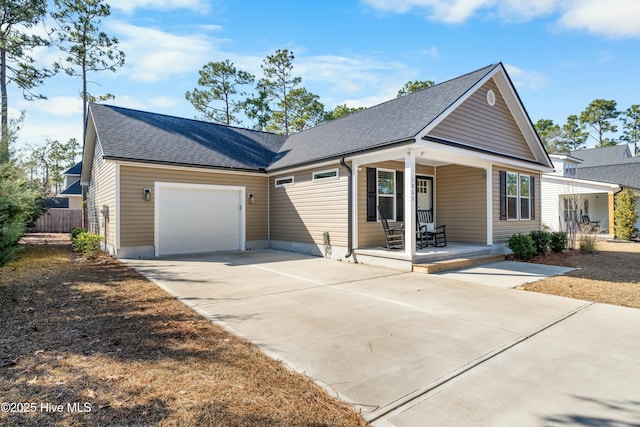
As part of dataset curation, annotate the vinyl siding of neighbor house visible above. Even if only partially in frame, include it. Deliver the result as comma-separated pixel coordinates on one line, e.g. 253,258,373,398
435,165,487,244
269,164,349,247
87,138,117,253
492,167,541,243
119,165,268,248
357,161,435,248
430,79,536,162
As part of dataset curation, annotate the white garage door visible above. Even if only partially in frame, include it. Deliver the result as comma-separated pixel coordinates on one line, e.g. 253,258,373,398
155,182,245,256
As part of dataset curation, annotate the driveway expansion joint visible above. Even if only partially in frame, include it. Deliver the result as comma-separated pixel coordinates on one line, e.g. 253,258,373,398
365,301,595,423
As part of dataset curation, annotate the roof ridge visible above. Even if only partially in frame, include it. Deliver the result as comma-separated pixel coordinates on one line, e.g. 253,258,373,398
291,63,499,135
91,102,283,137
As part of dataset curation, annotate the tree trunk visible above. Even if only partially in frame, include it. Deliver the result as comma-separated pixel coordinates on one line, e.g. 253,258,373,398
0,45,9,163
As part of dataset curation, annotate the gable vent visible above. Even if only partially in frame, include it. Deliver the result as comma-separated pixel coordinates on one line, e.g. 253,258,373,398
486,89,496,106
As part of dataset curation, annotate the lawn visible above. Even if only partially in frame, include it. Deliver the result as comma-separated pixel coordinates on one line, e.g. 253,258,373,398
0,243,367,427
524,240,640,309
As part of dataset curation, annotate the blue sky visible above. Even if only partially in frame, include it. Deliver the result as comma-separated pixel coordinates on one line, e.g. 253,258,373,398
12,0,640,156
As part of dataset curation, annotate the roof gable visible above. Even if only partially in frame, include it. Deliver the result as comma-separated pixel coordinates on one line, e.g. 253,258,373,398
268,64,499,170
428,78,535,161
63,161,82,176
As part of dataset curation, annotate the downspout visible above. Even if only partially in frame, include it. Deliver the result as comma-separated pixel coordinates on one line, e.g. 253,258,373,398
341,157,353,258
613,186,624,239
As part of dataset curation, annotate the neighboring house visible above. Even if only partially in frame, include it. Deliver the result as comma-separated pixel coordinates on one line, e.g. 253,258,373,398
33,161,83,233
541,146,640,237
60,161,83,209
81,63,553,269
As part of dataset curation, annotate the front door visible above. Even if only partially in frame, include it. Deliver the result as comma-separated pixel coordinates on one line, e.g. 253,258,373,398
416,176,433,212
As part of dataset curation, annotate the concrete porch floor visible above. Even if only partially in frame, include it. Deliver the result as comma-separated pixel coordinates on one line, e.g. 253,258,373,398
353,242,500,271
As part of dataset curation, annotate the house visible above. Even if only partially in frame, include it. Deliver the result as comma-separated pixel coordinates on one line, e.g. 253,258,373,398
541,146,640,237
32,161,84,233
81,63,554,270
59,161,83,209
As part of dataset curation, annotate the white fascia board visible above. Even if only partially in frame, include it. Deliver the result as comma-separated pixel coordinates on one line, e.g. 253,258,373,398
542,174,620,191
491,70,552,168
266,159,343,177
112,159,266,177
80,110,97,184
417,140,553,173
343,144,415,166
416,66,499,139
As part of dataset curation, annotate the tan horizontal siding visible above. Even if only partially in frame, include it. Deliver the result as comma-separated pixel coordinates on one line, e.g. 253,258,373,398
492,167,541,243
119,165,268,247
435,165,487,244
357,161,435,248
270,164,348,246
87,138,116,249
430,79,535,161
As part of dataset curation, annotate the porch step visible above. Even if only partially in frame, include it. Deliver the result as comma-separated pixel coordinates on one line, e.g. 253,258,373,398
412,253,505,274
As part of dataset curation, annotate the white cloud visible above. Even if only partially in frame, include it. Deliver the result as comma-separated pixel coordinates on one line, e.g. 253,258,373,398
109,0,210,14
18,96,83,117
150,96,180,109
363,0,640,37
297,55,413,96
109,21,222,82
558,0,640,38
420,46,440,59
363,0,495,23
504,64,548,90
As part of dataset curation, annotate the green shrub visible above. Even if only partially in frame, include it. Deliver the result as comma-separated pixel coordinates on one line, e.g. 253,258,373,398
529,230,551,256
549,232,568,253
614,188,638,240
70,227,87,239
507,233,537,260
72,232,104,258
0,162,47,266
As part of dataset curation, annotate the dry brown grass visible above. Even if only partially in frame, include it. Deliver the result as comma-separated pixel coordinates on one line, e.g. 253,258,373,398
0,244,367,426
524,240,640,309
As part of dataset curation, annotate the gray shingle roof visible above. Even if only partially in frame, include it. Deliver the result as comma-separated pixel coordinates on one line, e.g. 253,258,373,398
63,161,82,175
90,104,288,171
60,180,82,195
571,145,634,167
89,63,500,172
269,64,498,170
578,164,640,190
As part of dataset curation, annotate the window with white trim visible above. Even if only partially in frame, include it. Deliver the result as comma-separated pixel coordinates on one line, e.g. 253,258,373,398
312,168,338,181
519,175,530,220
506,172,531,220
377,169,395,220
275,176,294,187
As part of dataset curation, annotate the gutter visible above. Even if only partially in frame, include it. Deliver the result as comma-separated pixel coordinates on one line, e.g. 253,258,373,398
340,157,353,259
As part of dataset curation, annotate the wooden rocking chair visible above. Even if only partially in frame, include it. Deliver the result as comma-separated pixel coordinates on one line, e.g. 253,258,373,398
377,206,404,250
417,209,447,247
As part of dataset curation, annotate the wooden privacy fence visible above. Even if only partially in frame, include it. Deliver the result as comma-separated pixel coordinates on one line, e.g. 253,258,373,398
33,209,83,233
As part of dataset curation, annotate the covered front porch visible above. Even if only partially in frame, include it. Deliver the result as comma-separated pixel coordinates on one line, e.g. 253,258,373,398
354,242,504,272
347,140,498,270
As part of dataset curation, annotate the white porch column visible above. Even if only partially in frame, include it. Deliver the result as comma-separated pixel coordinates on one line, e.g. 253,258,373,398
486,165,493,245
404,150,416,258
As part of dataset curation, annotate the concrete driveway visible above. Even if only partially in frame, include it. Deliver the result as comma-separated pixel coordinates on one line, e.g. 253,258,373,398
125,250,640,426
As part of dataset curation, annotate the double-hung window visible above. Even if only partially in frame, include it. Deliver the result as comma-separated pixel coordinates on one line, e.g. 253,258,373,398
502,171,534,221
377,169,395,220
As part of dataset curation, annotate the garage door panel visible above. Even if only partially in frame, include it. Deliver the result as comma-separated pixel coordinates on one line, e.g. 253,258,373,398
156,184,244,256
